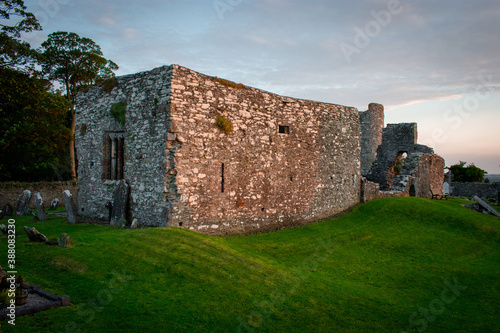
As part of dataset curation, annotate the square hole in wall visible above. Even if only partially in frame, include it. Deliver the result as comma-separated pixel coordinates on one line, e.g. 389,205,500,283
278,125,290,134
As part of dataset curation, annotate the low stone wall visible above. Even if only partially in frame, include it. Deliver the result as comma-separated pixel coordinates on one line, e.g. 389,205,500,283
0,182,78,209
361,179,406,203
452,182,500,199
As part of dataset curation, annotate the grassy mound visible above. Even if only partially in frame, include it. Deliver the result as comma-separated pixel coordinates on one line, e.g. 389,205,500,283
0,197,498,332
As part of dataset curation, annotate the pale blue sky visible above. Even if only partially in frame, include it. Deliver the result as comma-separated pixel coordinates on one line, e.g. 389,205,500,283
23,0,500,173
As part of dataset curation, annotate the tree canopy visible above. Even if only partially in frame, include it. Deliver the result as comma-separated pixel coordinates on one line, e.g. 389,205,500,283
0,68,71,181
448,161,487,183
40,31,118,103
0,0,41,70
39,31,119,179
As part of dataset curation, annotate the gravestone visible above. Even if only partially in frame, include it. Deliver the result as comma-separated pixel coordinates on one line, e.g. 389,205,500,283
0,224,7,235
45,238,58,245
24,226,48,242
0,210,3,220
105,201,113,222
443,182,450,195
34,192,47,222
15,190,32,216
62,190,76,224
58,233,72,248
49,198,59,210
110,180,129,227
131,218,138,229
472,196,500,217
3,204,13,217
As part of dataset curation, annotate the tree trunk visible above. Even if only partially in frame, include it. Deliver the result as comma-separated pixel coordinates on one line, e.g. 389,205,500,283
69,107,76,181
67,79,77,181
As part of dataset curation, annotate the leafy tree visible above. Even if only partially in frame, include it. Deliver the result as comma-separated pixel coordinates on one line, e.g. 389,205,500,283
39,31,118,179
448,161,487,183
0,0,41,70
0,68,71,181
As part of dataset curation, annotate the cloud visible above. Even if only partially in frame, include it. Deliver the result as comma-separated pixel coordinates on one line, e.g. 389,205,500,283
19,0,500,171
121,28,139,40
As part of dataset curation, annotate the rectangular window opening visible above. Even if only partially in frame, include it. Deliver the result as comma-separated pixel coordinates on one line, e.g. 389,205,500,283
104,132,125,180
221,163,225,193
278,125,290,134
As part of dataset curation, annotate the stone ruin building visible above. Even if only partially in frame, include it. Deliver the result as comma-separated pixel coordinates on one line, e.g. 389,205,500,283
75,65,444,234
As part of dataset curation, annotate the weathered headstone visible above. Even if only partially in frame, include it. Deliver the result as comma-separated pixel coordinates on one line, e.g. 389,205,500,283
15,190,32,216
45,238,58,246
131,218,138,229
62,190,76,224
443,182,450,195
110,180,129,227
49,198,60,210
34,192,47,222
0,209,3,220
3,204,13,217
0,224,7,235
472,195,500,217
105,201,113,221
23,226,48,242
58,233,72,248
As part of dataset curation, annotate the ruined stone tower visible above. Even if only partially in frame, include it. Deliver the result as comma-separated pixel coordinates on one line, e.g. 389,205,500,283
359,103,384,175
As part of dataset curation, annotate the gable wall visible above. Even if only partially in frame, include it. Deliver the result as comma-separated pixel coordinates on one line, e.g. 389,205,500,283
76,66,174,226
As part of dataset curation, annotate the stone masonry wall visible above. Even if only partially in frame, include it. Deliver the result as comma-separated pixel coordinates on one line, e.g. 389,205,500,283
452,183,500,199
360,179,405,203
386,153,444,199
366,123,434,189
359,103,384,176
76,65,361,233
76,66,174,225
167,65,361,234
412,154,445,198
0,182,77,209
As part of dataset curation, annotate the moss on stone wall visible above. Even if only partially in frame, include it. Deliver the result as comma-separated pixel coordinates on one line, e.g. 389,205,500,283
215,114,233,134
212,77,246,90
102,76,119,93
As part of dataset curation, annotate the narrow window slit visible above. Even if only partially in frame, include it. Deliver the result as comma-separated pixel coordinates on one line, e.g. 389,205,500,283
104,132,125,180
221,163,225,193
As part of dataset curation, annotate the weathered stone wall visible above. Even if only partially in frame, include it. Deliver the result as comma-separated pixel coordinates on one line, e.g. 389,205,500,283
168,66,361,234
388,153,444,197
452,183,500,198
76,65,174,225
359,103,384,176
0,182,77,209
360,179,405,203
366,123,434,189
76,65,361,234
409,154,445,198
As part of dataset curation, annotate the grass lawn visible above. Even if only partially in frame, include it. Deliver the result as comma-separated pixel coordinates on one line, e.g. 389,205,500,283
0,197,498,332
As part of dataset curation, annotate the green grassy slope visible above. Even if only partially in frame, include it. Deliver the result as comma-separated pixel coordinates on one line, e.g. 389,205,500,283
0,197,498,332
